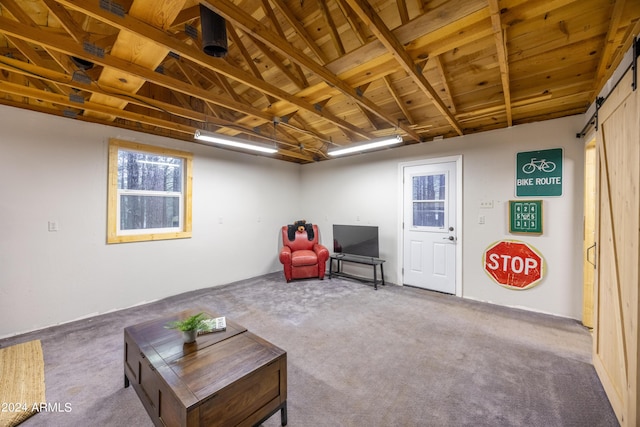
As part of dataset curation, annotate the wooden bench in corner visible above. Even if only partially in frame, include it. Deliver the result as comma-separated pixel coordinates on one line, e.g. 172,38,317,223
124,310,287,427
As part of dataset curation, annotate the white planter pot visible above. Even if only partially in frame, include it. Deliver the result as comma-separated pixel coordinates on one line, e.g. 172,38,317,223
182,330,197,344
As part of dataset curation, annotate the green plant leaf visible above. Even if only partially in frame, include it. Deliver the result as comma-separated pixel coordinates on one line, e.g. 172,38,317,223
164,312,208,331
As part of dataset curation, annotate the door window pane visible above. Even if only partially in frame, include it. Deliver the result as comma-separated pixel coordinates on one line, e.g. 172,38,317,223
413,202,445,227
413,174,446,200
412,174,447,228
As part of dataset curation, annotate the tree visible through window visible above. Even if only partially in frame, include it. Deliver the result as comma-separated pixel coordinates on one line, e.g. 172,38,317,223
412,173,447,228
107,139,192,243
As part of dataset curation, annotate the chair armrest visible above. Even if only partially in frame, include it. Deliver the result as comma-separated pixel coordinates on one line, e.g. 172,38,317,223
279,246,292,264
313,244,330,263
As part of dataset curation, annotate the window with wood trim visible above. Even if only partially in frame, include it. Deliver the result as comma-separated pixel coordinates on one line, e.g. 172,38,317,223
107,139,192,243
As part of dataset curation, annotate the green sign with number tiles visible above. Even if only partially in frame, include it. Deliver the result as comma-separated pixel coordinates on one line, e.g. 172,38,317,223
509,200,543,234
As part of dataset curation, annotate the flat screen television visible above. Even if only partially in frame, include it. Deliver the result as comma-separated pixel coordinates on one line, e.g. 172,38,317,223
333,224,379,258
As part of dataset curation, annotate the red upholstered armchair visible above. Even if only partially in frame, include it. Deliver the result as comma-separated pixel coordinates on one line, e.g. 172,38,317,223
279,224,329,282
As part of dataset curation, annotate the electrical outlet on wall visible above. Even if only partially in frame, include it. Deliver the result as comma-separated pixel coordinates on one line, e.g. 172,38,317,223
479,200,494,209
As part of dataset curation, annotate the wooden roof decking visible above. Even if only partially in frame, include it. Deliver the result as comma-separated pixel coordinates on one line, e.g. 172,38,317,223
0,0,638,163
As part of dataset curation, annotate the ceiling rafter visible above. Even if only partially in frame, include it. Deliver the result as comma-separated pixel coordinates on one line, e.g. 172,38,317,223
592,17,640,100
270,0,329,65
593,0,626,90
0,15,276,123
432,55,456,115
310,0,391,135
245,33,306,89
0,55,66,112
41,0,89,43
226,22,276,106
383,75,414,125
171,59,225,118
332,0,400,130
316,0,345,57
83,0,187,121
0,53,308,159
168,62,332,151
0,54,201,122
3,38,71,98
201,0,421,141
334,0,369,45
0,78,198,133
343,0,463,135
49,0,376,140
5,35,58,73
260,0,308,87
0,0,76,77
326,0,488,77
397,0,409,25
170,5,199,28
0,0,637,163
354,82,383,130
339,0,419,130
487,0,512,126
202,68,243,105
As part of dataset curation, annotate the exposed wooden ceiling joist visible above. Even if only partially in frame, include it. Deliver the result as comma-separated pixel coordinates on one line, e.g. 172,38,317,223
343,0,463,136
0,0,637,163
202,0,421,141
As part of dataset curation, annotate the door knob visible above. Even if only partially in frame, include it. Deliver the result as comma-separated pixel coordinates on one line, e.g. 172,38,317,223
443,236,455,241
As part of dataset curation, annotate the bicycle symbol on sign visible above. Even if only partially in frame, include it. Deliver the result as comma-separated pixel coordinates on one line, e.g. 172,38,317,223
522,158,556,174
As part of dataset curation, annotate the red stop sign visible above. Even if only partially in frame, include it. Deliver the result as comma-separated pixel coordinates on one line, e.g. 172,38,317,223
483,240,545,289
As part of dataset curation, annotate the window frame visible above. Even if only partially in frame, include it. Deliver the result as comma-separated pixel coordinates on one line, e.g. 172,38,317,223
107,139,193,244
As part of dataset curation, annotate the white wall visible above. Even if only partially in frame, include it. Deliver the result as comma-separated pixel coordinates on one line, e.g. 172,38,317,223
301,115,585,318
0,106,300,337
0,106,586,337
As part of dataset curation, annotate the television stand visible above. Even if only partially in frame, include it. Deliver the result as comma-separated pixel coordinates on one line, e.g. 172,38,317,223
328,254,385,290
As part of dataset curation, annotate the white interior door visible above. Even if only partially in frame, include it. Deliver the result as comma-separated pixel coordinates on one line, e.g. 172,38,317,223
402,161,457,293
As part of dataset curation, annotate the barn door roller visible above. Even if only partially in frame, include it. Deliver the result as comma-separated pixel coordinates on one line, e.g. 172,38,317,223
577,36,639,138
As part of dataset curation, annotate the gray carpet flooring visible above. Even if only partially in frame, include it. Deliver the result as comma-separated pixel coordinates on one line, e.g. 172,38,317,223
0,273,618,427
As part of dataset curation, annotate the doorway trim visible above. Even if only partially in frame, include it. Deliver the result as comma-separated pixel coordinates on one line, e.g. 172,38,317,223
397,155,463,296
582,135,596,328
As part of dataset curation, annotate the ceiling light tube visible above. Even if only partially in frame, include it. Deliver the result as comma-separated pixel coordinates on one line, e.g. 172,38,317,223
194,130,277,154
328,135,403,156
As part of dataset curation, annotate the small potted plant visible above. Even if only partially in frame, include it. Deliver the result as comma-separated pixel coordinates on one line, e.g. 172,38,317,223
165,312,208,344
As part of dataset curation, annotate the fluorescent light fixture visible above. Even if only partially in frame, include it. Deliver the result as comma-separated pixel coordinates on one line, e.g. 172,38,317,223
194,130,277,154
328,135,403,156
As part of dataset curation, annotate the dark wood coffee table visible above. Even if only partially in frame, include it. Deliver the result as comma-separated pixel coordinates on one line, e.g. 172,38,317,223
124,310,287,427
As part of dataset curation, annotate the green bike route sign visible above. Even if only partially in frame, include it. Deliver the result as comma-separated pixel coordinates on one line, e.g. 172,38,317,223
516,148,563,197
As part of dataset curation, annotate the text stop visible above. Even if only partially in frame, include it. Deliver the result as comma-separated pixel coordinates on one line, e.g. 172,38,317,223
486,254,539,275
